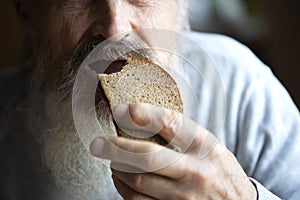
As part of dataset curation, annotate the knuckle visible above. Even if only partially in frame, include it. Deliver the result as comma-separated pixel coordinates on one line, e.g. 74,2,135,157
162,110,182,134
140,150,156,169
187,168,207,188
191,135,203,149
196,129,219,156
131,174,145,191
139,146,163,171
190,170,202,182
144,143,158,153
210,142,226,158
192,128,210,148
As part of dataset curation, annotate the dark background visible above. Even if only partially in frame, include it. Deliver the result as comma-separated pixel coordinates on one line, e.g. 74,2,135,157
0,0,299,108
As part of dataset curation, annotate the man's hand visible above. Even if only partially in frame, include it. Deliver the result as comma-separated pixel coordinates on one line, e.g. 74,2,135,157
90,103,257,200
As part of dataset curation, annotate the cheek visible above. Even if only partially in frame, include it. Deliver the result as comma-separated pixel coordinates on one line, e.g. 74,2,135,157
38,11,91,61
134,2,178,30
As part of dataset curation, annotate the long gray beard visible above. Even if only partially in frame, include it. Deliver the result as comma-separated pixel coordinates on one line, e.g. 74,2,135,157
25,37,138,199
28,78,120,199
41,94,120,200
26,32,160,199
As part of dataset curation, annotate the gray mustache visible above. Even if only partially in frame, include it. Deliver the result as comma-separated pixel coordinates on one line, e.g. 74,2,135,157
56,37,154,103
70,37,154,69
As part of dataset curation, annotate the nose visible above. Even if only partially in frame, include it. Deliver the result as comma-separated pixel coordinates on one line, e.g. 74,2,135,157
90,2,134,39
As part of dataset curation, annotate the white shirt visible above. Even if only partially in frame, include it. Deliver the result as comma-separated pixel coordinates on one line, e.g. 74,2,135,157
175,31,300,199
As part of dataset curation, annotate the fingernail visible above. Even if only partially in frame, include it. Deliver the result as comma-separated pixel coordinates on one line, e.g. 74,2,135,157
90,138,104,157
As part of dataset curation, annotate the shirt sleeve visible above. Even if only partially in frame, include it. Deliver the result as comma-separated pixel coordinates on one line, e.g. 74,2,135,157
250,178,282,200
235,62,300,199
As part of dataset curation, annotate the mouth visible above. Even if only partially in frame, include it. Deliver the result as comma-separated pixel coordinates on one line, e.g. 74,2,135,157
88,56,127,75
104,57,127,74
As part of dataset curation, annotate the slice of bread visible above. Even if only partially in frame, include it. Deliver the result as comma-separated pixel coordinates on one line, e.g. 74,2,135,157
98,56,183,145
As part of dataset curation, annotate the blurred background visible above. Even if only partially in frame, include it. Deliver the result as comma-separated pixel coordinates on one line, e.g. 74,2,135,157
0,0,299,108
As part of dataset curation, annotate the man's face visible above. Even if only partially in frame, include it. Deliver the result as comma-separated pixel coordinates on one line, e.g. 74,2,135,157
37,0,180,63
22,0,186,199
28,0,185,94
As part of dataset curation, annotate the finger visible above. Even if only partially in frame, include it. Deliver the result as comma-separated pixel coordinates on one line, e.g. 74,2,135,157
113,103,213,152
90,136,187,179
111,103,163,140
112,169,175,200
112,174,156,200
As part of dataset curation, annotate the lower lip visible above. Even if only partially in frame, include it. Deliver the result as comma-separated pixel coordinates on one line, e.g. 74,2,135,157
86,57,128,75
116,56,127,61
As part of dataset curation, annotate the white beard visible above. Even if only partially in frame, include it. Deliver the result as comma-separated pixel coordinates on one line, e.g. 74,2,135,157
23,35,124,199
36,91,122,200
25,34,164,199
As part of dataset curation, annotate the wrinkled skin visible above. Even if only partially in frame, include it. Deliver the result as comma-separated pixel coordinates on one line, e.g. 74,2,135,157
91,103,257,200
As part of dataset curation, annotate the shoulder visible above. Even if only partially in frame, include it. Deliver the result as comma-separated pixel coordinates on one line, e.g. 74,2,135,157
185,31,252,56
182,31,279,102
180,31,299,148
184,31,298,119
185,31,267,74
181,31,271,108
